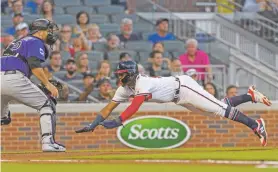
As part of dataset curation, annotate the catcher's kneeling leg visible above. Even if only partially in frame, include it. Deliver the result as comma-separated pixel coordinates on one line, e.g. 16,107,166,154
40,99,57,143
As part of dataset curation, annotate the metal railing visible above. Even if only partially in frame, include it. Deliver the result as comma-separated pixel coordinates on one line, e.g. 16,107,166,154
216,1,278,45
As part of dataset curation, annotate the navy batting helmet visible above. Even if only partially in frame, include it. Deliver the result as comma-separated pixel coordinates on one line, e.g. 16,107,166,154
115,60,138,86
29,18,59,45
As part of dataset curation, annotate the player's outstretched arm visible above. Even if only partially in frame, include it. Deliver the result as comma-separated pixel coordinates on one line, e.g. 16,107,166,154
75,101,119,133
101,95,145,129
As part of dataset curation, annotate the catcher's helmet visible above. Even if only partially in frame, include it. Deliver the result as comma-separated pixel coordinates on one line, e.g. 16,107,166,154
115,60,138,86
29,18,59,45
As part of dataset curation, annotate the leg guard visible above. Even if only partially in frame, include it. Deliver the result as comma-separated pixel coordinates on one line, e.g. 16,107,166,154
1,111,11,125
39,99,57,144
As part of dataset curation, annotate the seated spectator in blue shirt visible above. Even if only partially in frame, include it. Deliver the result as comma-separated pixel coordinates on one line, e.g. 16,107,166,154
5,12,24,36
62,59,83,81
148,18,176,44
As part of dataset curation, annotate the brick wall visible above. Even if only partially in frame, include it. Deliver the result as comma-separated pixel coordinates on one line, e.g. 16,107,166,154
1,107,278,151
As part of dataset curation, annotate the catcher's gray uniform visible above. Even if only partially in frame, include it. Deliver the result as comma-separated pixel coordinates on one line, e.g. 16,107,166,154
1,35,65,151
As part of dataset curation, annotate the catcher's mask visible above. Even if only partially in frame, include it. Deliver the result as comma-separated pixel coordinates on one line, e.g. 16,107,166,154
115,60,138,87
29,19,59,46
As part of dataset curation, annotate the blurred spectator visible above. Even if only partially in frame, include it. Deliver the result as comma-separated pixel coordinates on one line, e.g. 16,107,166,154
11,0,23,16
148,18,176,44
57,84,69,102
76,52,91,74
152,42,171,68
179,39,212,85
87,24,107,50
15,22,29,39
62,59,82,81
1,0,13,14
148,51,170,77
111,0,128,10
78,72,95,102
119,52,132,62
170,58,184,76
105,34,121,52
243,0,267,12
58,25,73,52
95,78,113,102
95,60,111,82
117,18,140,45
204,82,219,99
69,37,89,57
26,0,44,14
5,12,24,35
73,11,90,36
226,85,238,98
1,34,15,52
186,68,198,81
44,51,63,72
40,0,54,21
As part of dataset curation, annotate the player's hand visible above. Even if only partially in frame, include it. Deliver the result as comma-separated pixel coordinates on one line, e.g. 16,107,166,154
100,117,122,129
45,82,59,98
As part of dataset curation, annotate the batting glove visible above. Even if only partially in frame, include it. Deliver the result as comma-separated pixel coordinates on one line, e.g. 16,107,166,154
100,116,122,129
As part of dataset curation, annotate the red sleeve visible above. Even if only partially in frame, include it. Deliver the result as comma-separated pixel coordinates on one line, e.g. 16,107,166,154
120,95,146,122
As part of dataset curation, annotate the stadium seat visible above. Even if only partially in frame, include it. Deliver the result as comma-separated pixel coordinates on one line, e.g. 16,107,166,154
60,51,72,64
1,15,11,21
171,51,184,58
68,79,84,88
55,0,81,6
111,14,139,23
23,7,32,14
98,23,120,33
84,0,110,6
86,51,104,61
93,43,107,51
138,52,151,63
107,50,137,62
53,15,75,25
163,41,185,52
66,6,95,15
24,15,41,23
97,5,125,15
53,71,67,79
54,7,65,14
90,61,99,70
133,23,154,33
89,15,109,24
2,20,13,27
125,41,153,52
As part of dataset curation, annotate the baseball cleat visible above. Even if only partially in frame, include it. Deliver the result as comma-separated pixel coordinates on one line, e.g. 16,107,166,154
42,142,66,152
254,118,267,147
248,86,272,106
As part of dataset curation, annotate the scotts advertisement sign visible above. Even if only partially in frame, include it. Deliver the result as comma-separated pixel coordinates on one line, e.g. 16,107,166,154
117,116,191,149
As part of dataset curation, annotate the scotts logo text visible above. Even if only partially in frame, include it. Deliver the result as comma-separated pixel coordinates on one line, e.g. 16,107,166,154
117,116,191,149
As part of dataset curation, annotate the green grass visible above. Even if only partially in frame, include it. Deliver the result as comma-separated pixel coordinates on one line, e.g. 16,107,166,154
66,148,278,161
2,163,277,172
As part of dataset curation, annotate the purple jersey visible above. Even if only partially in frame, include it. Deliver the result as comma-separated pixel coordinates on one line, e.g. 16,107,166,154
1,36,48,77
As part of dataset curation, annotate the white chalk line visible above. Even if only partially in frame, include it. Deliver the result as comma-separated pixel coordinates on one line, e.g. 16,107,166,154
1,159,278,168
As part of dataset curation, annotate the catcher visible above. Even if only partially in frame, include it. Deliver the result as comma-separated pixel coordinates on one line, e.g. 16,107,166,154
1,18,66,152
76,61,272,147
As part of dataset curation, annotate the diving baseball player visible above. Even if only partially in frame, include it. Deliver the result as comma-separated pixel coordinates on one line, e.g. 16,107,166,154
1,19,66,152
76,61,271,147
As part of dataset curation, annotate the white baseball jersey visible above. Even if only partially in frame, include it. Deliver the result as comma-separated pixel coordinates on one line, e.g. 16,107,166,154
112,74,179,103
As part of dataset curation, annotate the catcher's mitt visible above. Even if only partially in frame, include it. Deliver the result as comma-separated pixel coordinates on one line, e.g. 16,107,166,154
37,80,64,104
